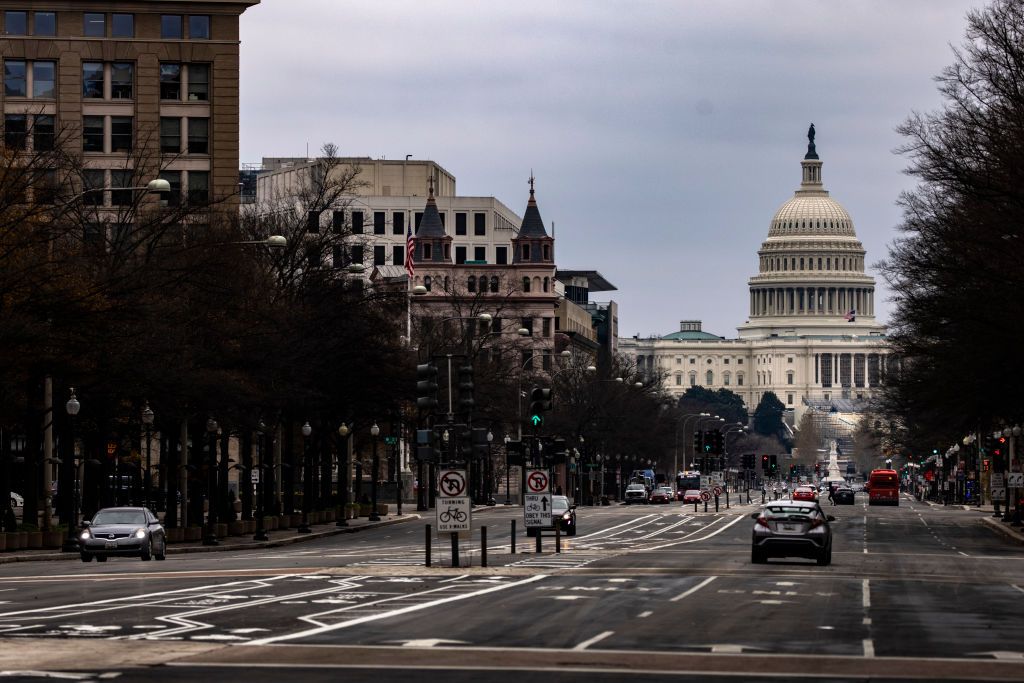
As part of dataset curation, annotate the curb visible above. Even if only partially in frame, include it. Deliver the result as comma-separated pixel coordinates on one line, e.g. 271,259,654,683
980,516,1024,544
0,514,421,564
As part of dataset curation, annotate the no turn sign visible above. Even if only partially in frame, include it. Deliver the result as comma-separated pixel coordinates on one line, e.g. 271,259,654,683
700,490,711,502
438,469,467,497
526,469,550,493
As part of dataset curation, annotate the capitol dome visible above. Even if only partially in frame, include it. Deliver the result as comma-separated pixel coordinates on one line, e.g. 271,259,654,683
768,195,855,238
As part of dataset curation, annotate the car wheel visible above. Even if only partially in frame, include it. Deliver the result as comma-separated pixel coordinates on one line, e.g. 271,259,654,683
80,552,93,563
140,544,152,561
567,526,577,536
751,548,766,564
154,538,166,561
817,547,831,566
96,555,107,562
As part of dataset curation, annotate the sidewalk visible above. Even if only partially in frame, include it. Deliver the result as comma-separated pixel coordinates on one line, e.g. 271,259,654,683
0,509,421,565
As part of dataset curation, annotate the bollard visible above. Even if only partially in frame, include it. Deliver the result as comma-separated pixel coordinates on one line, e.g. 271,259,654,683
481,526,487,568
535,530,542,554
511,520,516,554
694,501,698,513
425,524,431,567
715,496,719,513
451,531,460,568
704,500,708,513
762,491,766,504
726,491,730,509
555,523,561,554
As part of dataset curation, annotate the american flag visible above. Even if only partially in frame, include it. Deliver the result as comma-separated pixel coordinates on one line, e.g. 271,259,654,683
845,309,856,322
405,224,415,279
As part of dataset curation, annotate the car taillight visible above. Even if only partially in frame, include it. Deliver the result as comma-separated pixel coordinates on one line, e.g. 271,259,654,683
809,518,824,528
756,515,769,528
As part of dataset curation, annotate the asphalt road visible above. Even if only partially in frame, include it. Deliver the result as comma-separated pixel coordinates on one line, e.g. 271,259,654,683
0,493,1022,682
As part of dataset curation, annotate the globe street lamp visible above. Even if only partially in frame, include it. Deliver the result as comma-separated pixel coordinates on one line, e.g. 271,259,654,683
369,423,381,522
202,418,219,546
486,430,495,505
298,421,314,533
141,402,154,511
61,388,81,553
336,423,350,527
503,434,512,505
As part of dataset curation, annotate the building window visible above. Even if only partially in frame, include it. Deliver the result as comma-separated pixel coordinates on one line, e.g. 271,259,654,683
187,170,209,203
83,116,104,152
689,372,697,387
110,116,132,152
189,15,210,39
737,373,744,386
521,244,530,260
161,15,183,39
675,375,682,386
474,246,486,262
522,277,531,293
455,212,467,235
473,213,486,236
34,11,55,36
542,318,551,337
111,13,133,37
787,356,794,363
83,12,105,37
467,275,476,293
351,244,363,265
521,318,534,336
160,64,182,100
422,275,431,292
787,371,794,385
3,114,26,150
32,61,55,98
392,212,404,235
455,246,466,264
543,276,549,292
723,358,730,365
787,394,794,405
82,62,103,98
4,60,26,96
489,276,499,292
160,117,181,154
351,211,363,234
331,210,344,233
373,245,385,266
495,246,507,265
723,372,731,386
414,212,423,230
33,114,54,151
111,170,133,207
306,211,319,233
706,370,713,386
111,63,133,98
159,171,181,206
392,245,404,266
187,118,208,154
188,64,209,101
373,211,386,235
83,169,105,206
4,11,26,35
690,358,695,365
543,244,551,260
738,358,743,364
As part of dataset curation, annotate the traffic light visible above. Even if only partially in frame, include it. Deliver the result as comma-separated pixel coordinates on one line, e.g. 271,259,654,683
769,454,778,472
713,430,724,455
983,459,991,471
703,430,714,453
742,453,755,469
458,364,474,415
416,362,439,410
693,430,704,453
529,386,552,427
762,454,769,472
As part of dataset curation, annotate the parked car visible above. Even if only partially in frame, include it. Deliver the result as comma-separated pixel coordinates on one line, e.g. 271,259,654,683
751,500,834,566
624,484,649,504
649,487,673,504
526,495,576,536
79,507,166,562
833,486,856,505
792,486,818,502
681,489,703,504
9,492,23,509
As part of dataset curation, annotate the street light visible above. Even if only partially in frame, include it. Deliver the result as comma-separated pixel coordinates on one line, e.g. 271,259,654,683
141,402,155,511
61,388,81,553
336,423,350,527
486,430,495,505
202,417,219,546
298,421,313,534
503,434,512,504
369,423,381,522
674,412,708,482
253,420,269,541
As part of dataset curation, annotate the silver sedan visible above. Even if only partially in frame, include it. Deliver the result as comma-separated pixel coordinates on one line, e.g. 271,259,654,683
79,507,167,562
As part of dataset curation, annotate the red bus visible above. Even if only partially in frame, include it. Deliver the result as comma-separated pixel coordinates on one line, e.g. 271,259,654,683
867,469,900,506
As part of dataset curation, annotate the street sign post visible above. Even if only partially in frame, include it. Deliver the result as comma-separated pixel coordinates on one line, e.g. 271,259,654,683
526,469,550,494
250,469,260,484
524,493,552,528
991,487,1007,502
1007,472,1024,487
436,469,471,535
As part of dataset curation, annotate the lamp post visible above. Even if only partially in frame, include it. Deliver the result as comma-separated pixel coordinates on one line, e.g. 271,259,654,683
485,431,494,505
369,423,381,521
503,434,512,504
674,413,708,483
202,417,219,546
253,420,269,541
298,421,313,533
141,402,154,511
61,388,81,552
336,423,350,527
394,427,404,516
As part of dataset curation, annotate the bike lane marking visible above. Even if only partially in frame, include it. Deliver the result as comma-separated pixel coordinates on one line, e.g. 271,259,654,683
640,513,746,551
249,574,547,645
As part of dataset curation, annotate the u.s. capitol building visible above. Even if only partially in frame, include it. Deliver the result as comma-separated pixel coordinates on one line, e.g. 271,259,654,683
619,128,889,425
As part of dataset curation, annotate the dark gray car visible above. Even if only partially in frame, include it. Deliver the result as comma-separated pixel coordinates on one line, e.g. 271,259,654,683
751,500,834,566
79,507,166,562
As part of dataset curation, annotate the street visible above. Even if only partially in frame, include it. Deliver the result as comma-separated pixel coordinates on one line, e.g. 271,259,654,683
1,493,1023,682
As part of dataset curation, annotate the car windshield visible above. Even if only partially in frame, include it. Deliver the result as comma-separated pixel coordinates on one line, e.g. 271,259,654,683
627,484,645,490
551,495,569,511
92,510,145,525
685,490,700,496
765,505,815,518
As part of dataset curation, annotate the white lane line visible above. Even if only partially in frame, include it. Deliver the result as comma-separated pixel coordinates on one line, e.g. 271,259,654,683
670,576,717,602
573,630,614,650
638,611,653,618
249,575,547,646
644,514,746,551
863,638,875,657
1012,584,1024,595
863,618,872,625
575,514,658,540
862,579,871,609
958,551,969,557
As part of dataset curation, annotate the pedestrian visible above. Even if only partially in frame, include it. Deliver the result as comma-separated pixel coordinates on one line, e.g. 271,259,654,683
827,486,836,506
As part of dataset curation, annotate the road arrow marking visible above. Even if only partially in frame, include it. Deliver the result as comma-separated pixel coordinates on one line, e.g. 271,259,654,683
552,595,593,601
387,638,468,647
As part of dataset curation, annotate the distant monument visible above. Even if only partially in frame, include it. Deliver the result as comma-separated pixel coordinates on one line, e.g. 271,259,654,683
805,122,819,160
826,439,842,479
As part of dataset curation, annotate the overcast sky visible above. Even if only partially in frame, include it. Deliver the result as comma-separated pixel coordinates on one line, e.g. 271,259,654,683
239,0,984,339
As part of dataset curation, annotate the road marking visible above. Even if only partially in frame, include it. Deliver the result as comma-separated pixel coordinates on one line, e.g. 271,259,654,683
576,514,657,540
638,611,653,618
572,630,614,650
249,575,547,646
1012,584,1024,595
670,576,717,602
863,638,875,657
863,618,871,625
862,579,871,609
644,514,747,551
958,551,969,557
